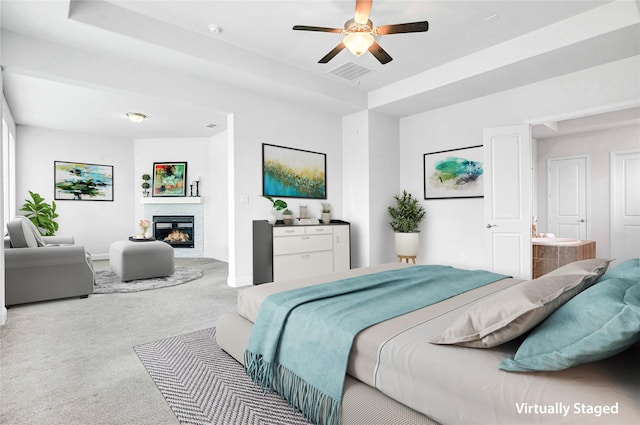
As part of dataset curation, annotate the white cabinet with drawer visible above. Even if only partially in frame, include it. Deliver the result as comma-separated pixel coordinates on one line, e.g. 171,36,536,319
253,220,351,284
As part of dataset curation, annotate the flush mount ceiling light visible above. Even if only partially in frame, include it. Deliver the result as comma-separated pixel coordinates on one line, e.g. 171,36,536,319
208,24,222,34
126,112,146,123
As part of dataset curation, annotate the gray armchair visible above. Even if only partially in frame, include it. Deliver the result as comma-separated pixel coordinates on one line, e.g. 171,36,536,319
4,216,94,306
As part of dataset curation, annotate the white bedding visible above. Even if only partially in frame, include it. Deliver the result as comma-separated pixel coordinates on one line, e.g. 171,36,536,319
375,294,640,425
236,263,640,425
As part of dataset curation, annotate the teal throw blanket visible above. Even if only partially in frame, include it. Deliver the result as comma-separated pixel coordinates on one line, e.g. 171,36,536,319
245,265,506,425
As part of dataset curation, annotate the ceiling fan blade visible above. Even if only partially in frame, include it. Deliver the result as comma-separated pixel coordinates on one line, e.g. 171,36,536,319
376,21,429,35
368,41,392,64
292,25,343,33
354,0,373,25
319,42,346,64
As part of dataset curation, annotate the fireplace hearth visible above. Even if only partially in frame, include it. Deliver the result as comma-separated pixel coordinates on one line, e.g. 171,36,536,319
153,215,195,248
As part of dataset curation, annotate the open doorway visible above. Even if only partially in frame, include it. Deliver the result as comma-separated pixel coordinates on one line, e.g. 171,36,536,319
532,106,640,262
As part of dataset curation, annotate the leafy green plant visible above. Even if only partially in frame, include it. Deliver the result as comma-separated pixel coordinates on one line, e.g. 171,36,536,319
20,191,59,236
388,190,426,233
263,195,288,211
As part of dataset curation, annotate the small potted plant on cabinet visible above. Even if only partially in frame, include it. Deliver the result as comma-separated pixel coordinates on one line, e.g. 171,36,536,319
321,202,331,224
388,190,426,258
263,196,287,225
282,208,294,225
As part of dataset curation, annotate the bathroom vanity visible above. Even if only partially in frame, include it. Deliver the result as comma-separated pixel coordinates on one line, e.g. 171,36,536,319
532,238,596,278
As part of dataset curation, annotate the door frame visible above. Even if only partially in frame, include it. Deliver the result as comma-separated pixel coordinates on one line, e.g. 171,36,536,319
546,154,591,240
610,149,640,263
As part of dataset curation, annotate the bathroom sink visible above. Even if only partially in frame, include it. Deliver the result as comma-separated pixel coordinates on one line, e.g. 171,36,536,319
532,237,579,244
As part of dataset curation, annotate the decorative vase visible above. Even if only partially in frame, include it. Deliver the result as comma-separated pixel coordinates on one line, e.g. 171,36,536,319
283,213,294,225
321,212,331,224
267,210,277,225
394,232,420,256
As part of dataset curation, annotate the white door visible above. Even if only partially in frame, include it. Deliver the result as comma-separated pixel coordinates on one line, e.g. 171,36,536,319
611,150,640,263
548,156,588,239
483,125,532,279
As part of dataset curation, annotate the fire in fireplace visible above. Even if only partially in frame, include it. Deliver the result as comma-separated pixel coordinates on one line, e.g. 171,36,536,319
153,215,195,248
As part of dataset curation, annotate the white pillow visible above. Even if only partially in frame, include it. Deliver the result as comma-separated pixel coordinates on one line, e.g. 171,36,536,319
431,259,611,348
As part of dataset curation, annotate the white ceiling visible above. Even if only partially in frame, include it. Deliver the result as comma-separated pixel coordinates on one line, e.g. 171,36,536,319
1,0,639,139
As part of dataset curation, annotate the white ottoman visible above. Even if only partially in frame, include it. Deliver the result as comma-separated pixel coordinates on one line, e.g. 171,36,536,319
109,240,175,281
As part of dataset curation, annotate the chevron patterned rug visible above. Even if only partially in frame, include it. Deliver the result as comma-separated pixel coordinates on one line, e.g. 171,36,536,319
134,327,311,425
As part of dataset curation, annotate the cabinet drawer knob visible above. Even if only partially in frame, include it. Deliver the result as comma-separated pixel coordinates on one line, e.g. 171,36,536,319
301,254,311,260
301,236,310,240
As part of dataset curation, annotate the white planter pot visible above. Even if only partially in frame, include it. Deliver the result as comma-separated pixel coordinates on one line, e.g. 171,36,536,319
321,212,331,224
395,232,420,257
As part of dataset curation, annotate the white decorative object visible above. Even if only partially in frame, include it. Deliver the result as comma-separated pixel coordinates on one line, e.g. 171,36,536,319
394,232,420,256
322,212,331,224
267,211,277,225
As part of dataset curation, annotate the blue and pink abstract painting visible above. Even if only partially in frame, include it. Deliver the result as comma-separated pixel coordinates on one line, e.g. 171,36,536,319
424,145,484,199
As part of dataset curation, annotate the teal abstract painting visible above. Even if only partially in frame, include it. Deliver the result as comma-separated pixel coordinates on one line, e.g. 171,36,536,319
424,145,484,199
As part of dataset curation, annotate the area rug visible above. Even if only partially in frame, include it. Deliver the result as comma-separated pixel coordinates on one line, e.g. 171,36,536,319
93,267,204,293
134,327,311,425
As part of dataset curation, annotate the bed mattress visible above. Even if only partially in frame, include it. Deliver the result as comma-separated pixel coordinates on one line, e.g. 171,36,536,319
224,263,640,424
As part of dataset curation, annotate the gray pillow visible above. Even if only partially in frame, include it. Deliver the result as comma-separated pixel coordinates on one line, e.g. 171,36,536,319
431,259,611,348
7,216,46,248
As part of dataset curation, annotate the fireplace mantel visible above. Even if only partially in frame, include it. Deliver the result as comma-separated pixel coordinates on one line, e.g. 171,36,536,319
141,197,204,204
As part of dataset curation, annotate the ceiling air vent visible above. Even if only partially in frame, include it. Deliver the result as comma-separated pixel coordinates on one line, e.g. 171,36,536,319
327,62,372,81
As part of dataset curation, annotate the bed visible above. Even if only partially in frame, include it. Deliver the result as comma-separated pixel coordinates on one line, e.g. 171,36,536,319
216,259,640,425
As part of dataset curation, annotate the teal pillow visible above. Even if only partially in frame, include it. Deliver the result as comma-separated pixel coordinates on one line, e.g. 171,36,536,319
598,258,639,282
500,277,640,372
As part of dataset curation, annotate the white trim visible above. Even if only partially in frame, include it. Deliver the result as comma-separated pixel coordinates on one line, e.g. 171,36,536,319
141,197,203,204
526,100,640,126
0,307,7,326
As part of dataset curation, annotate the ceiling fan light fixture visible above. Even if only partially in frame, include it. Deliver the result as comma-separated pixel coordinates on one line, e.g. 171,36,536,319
343,32,374,56
126,112,146,123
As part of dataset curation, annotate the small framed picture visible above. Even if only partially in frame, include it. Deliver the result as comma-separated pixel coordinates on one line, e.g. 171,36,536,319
152,162,187,197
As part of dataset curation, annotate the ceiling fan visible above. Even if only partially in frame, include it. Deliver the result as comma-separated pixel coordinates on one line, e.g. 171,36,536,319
292,0,429,65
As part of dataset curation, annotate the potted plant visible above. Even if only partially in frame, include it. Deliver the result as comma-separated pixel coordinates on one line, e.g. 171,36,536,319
263,195,287,224
20,191,59,236
282,209,294,225
321,202,331,224
141,173,151,197
388,190,426,257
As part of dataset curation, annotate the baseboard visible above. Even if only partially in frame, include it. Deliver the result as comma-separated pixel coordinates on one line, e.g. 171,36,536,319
0,306,7,326
227,275,253,288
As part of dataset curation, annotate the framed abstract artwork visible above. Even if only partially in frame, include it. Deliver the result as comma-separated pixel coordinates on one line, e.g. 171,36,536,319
262,144,326,199
423,145,484,199
54,161,114,201
152,162,187,197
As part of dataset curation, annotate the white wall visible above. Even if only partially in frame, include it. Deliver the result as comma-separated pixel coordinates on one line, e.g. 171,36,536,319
343,111,370,268
15,126,135,257
536,123,640,258
397,57,640,271
367,111,399,265
342,110,400,268
133,133,229,261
